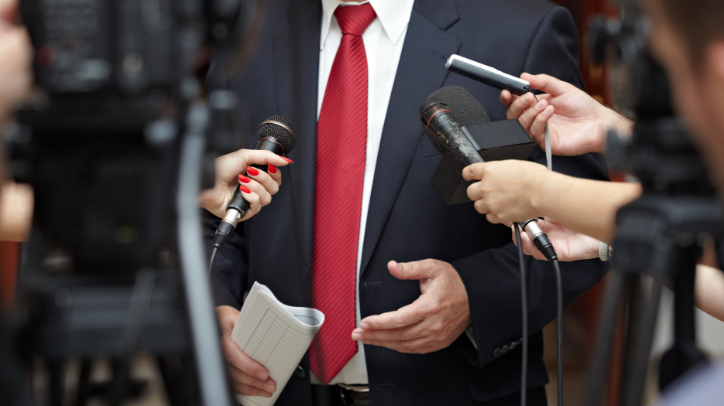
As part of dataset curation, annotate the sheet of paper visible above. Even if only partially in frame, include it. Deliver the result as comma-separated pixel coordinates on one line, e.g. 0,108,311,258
232,283,324,406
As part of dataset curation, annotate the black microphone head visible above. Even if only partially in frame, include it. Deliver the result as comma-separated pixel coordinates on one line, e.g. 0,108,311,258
257,115,296,154
420,86,490,154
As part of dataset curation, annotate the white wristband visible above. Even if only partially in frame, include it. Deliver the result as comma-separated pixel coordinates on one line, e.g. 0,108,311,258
599,241,611,262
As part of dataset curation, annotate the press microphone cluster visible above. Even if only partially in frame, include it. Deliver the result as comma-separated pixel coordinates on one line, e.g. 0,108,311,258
418,85,561,406
212,115,296,253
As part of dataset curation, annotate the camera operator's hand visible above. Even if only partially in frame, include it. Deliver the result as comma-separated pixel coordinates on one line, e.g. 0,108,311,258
0,0,31,121
500,73,633,156
198,149,292,221
463,160,550,223
510,217,600,261
216,305,276,397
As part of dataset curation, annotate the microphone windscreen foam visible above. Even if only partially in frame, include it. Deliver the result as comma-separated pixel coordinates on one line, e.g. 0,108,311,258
421,86,490,154
258,115,296,154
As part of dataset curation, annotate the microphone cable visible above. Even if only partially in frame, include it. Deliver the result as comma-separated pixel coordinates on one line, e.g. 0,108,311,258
513,223,529,406
521,218,563,406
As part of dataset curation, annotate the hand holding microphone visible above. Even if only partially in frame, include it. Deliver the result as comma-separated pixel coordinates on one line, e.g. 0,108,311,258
501,73,633,156
210,115,296,252
198,149,291,219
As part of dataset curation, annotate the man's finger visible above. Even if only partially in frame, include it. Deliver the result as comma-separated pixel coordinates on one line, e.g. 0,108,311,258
352,320,427,342
387,260,439,281
506,92,536,120
232,382,273,398
227,365,276,393
223,337,270,381
359,299,428,330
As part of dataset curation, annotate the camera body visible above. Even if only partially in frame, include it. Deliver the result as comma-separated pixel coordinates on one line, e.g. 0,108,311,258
7,0,246,272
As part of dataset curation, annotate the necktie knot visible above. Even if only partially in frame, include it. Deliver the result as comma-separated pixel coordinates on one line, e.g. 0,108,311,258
334,3,376,37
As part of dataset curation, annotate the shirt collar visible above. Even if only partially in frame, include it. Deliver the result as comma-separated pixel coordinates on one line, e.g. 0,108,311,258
320,0,415,50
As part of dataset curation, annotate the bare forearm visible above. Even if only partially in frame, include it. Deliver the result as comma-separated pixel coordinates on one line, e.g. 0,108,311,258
695,265,724,322
531,172,642,243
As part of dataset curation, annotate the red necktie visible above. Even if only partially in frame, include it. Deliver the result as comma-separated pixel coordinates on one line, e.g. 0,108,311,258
310,3,377,385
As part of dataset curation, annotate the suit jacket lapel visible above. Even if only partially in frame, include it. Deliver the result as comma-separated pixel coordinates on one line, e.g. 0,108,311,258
274,0,321,273
359,0,461,276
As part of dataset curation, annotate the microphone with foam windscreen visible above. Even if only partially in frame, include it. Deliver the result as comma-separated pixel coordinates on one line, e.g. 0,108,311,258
212,115,296,253
420,86,534,205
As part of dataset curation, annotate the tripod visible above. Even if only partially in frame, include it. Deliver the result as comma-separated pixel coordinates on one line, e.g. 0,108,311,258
585,196,724,406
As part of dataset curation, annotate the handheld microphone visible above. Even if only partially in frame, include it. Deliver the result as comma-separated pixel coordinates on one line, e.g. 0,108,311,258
419,98,484,165
213,115,296,252
445,54,532,96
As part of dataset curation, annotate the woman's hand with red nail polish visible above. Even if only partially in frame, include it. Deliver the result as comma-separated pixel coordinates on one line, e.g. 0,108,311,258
199,149,291,220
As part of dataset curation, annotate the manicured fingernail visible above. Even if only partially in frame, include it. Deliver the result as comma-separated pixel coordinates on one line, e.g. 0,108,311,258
360,322,369,329
239,185,251,194
238,174,251,184
281,157,294,163
247,166,260,176
351,332,362,340
264,384,275,393
268,165,277,174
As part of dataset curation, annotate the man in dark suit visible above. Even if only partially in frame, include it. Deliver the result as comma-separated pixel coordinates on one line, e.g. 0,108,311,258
206,0,609,405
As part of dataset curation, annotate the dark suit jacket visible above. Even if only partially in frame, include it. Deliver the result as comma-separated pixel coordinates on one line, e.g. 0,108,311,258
206,0,609,404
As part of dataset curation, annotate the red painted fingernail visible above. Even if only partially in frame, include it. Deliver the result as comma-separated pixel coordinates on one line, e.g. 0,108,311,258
247,166,260,176
239,185,251,194
238,174,251,184
268,165,277,174
282,157,294,163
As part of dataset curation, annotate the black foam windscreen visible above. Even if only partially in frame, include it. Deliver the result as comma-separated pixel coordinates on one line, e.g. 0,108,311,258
258,115,296,154
421,86,490,154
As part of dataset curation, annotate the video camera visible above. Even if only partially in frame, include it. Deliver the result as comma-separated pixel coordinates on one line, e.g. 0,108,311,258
1,1,257,404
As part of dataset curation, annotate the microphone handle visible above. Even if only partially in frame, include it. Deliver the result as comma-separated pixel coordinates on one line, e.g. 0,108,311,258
435,114,484,165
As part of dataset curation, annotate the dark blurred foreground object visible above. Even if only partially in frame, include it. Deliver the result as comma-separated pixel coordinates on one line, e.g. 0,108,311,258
1,1,259,405
584,1,723,406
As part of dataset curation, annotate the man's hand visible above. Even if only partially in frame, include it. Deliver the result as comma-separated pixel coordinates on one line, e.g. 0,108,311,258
500,73,633,156
510,217,600,261
463,160,550,224
216,305,276,397
199,150,292,220
351,260,472,354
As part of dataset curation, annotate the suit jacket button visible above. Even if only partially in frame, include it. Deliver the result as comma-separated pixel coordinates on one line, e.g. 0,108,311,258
493,348,501,359
295,365,306,379
502,344,510,354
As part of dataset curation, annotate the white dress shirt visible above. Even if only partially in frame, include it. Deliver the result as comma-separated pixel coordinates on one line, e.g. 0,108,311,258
311,0,415,385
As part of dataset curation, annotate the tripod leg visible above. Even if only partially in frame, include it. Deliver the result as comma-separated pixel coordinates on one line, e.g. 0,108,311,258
48,359,64,406
619,273,664,406
617,273,645,406
584,269,627,406
659,247,708,390
74,359,92,406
